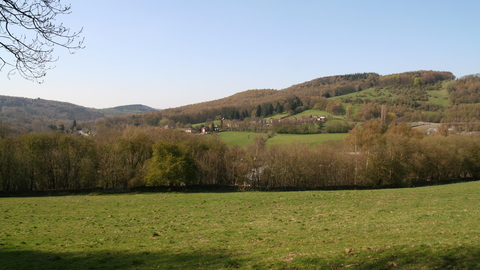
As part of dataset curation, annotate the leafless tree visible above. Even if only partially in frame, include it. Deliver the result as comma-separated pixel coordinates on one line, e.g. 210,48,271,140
0,0,84,82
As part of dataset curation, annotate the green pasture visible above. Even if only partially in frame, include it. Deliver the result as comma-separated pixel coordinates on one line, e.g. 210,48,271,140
267,133,347,146
217,132,268,147
217,132,347,147
289,109,332,118
2,181,480,269
332,87,396,101
427,88,450,107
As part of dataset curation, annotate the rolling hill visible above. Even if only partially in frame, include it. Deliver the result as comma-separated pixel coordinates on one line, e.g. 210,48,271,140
154,70,458,125
3,70,480,134
0,95,157,133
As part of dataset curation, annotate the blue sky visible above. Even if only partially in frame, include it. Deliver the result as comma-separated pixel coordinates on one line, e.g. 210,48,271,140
1,0,479,109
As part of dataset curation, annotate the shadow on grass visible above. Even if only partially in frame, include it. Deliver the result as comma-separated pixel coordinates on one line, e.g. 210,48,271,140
0,248,244,270
293,244,480,269
2,179,480,198
3,245,480,269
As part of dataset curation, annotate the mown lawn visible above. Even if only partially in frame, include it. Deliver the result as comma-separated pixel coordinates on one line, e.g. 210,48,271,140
1,181,480,269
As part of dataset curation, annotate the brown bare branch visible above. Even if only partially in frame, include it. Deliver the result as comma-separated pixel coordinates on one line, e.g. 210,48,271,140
0,0,84,82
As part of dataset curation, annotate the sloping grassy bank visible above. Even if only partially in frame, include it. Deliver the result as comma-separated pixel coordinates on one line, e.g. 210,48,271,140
1,181,479,269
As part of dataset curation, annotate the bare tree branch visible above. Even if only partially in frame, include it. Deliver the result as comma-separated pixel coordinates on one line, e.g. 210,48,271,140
0,0,84,83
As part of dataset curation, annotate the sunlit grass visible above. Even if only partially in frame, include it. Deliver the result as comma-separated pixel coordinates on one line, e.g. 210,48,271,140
2,181,480,269
427,88,451,107
289,109,333,118
218,132,347,147
332,87,398,102
267,133,347,146
217,132,268,147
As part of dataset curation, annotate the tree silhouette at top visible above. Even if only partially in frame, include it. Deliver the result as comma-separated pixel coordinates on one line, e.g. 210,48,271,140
0,0,84,82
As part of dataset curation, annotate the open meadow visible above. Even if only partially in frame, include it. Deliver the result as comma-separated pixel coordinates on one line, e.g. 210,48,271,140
267,133,346,147
216,132,269,147
1,181,480,269
217,132,346,147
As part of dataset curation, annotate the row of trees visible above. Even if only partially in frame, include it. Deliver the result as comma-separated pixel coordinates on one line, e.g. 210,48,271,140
1,121,480,192
378,71,455,87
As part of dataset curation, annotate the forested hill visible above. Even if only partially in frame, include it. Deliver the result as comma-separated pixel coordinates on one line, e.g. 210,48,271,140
5,70,480,133
99,104,158,116
0,96,156,133
155,70,456,124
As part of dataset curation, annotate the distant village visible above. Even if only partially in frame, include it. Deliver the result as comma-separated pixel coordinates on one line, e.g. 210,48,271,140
175,114,329,134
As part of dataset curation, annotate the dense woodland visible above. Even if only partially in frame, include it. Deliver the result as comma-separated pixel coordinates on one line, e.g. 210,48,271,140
1,121,480,192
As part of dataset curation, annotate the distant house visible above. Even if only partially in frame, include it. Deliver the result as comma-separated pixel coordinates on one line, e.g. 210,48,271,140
77,130,90,137
185,127,197,133
200,126,211,134
319,115,327,121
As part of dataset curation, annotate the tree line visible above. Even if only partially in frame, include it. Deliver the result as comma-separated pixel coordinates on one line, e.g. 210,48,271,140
1,121,479,192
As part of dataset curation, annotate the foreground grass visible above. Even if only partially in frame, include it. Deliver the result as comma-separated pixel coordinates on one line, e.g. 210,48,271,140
1,182,480,269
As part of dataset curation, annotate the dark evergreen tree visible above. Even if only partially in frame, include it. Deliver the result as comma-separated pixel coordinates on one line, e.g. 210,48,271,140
228,111,235,120
290,97,303,111
255,105,262,118
275,102,283,114
265,103,274,116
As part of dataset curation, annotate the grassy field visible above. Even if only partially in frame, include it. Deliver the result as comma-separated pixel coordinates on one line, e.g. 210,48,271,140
217,132,347,147
289,110,332,118
267,133,347,146
427,88,450,107
331,87,397,102
217,132,269,147
1,181,480,269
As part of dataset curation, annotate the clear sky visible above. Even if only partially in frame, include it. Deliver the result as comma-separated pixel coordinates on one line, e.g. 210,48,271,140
1,0,479,109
